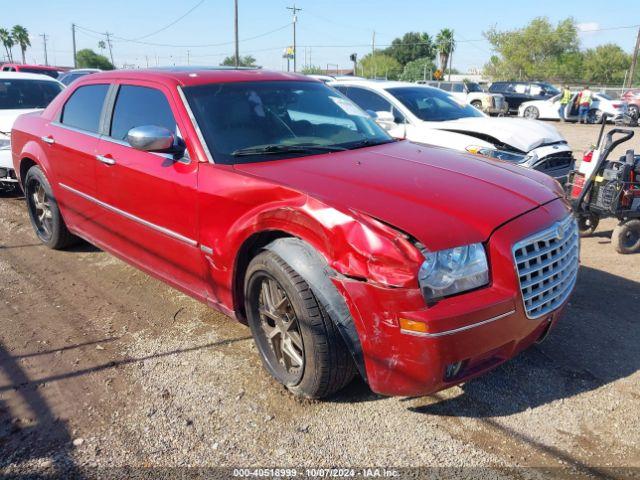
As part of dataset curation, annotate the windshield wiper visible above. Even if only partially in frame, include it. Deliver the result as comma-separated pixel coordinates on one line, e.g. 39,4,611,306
232,143,347,157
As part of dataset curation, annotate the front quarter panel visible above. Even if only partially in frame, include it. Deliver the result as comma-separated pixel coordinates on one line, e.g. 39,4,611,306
195,164,423,312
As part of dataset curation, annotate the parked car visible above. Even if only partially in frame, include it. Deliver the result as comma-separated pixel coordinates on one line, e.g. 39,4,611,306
331,80,574,180
518,91,628,123
58,68,102,86
489,81,560,114
0,72,64,191
621,89,640,119
1,63,68,79
420,80,507,115
11,68,578,399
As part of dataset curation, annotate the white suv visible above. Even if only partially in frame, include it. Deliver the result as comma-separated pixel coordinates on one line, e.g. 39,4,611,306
421,80,507,115
0,72,64,192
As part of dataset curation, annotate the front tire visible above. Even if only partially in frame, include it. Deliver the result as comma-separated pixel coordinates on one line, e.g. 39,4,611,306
577,214,599,237
588,109,603,124
628,105,639,120
245,250,356,399
612,220,640,254
24,165,77,249
524,106,539,119
471,100,482,110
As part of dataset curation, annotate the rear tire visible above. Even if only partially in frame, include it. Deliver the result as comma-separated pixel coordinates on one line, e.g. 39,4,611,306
612,220,640,254
471,100,482,110
588,109,602,124
577,214,599,237
628,105,639,120
24,165,78,249
244,250,356,399
524,106,539,119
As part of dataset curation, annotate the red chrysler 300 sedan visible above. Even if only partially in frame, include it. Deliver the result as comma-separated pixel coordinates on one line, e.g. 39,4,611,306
11,68,579,398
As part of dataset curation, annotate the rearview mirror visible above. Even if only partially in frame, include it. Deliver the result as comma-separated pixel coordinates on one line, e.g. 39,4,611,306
127,125,183,155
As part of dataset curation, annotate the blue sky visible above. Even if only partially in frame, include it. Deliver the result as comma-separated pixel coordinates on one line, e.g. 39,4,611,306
2,0,639,72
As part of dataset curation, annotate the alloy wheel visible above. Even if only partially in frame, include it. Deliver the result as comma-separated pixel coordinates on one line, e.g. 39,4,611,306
27,179,53,241
257,276,305,381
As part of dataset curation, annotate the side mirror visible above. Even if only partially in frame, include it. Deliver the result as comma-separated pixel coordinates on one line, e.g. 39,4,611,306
372,110,396,131
127,125,184,155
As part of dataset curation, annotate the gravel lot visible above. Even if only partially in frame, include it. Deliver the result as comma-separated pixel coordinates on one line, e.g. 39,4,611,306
1,121,639,478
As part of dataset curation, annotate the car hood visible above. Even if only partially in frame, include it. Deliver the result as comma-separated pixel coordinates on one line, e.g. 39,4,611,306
430,117,565,152
234,140,562,251
0,109,43,135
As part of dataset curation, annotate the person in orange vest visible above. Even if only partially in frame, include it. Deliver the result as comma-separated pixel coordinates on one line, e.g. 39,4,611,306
577,86,593,124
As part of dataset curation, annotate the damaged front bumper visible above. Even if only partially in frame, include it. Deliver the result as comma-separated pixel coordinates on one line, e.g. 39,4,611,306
332,198,574,397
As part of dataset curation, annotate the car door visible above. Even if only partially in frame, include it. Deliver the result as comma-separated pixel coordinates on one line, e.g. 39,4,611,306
47,82,110,230
94,82,205,294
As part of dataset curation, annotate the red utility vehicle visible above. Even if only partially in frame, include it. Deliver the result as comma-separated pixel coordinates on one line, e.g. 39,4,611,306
11,68,579,398
1,63,68,79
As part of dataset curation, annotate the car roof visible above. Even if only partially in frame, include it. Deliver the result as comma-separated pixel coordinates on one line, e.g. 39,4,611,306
80,67,314,88
0,71,62,82
329,79,441,92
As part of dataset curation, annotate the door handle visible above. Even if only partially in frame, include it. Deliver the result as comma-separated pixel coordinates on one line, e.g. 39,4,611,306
96,154,116,165
41,135,55,145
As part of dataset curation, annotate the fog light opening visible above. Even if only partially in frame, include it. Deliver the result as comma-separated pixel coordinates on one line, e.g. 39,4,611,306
0,168,8,178
444,361,465,381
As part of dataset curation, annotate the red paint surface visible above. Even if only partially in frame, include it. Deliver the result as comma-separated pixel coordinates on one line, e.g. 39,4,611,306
11,69,575,396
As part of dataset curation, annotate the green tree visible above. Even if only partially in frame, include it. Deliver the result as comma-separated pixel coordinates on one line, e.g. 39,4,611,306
358,53,402,79
435,29,455,71
75,49,115,70
384,32,434,66
301,65,325,75
582,44,631,85
0,28,14,62
400,57,437,82
11,25,30,64
220,55,257,67
483,17,580,81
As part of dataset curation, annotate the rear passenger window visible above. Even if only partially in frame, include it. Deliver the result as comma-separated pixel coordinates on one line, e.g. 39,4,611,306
61,84,109,133
110,85,176,141
451,83,464,93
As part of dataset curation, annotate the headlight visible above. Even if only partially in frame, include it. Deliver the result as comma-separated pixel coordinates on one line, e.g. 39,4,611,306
0,138,10,150
466,145,527,163
418,243,489,301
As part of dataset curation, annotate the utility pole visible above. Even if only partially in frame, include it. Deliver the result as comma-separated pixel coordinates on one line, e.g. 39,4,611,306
71,23,77,68
187,49,191,65
286,4,301,72
628,27,640,88
40,34,49,66
234,0,240,67
105,32,115,67
372,30,376,78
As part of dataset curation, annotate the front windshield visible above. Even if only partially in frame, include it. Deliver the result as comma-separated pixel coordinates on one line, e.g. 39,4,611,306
386,86,484,121
0,79,63,109
183,81,392,164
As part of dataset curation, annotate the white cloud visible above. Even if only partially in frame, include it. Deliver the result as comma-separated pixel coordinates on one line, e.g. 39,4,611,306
577,22,600,35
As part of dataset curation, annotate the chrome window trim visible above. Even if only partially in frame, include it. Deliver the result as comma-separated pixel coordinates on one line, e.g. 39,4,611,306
99,135,191,164
58,183,198,247
50,121,102,140
400,310,516,338
176,85,214,164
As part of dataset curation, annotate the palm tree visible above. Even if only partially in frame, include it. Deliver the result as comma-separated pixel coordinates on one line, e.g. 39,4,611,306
0,28,14,62
98,40,106,54
435,28,455,73
11,25,30,64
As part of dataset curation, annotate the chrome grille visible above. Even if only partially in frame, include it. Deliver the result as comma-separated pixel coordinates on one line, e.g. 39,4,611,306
513,215,579,319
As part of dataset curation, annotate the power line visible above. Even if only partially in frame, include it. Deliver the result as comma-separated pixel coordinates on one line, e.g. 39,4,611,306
131,0,205,40
75,22,290,48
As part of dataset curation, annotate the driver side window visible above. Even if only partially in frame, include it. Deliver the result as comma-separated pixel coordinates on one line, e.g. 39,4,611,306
110,85,177,141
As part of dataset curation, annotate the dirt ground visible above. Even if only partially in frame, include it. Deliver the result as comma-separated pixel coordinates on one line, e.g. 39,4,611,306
1,121,639,479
